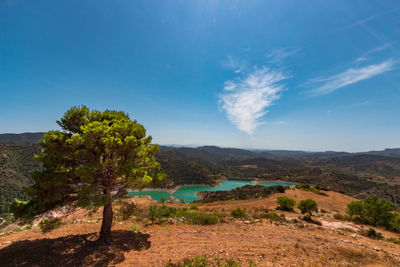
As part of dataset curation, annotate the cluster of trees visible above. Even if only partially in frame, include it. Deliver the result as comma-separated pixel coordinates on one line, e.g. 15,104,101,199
346,197,400,233
276,196,318,219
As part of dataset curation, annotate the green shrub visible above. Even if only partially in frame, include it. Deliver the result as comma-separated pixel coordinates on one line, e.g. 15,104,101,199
295,184,327,196
298,199,318,218
231,208,247,218
15,224,32,232
276,196,296,211
362,228,384,240
38,218,62,233
180,198,186,204
148,204,178,223
146,204,218,225
189,204,199,210
264,211,282,222
334,213,351,221
296,184,310,190
347,197,397,229
128,224,141,232
387,237,400,245
181,212,218,225
389,213,400,233
118,201,137,220
166,255,244,267
9,199,36,223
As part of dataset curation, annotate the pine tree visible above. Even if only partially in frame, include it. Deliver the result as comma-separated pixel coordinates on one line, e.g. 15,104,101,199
11,105,165,244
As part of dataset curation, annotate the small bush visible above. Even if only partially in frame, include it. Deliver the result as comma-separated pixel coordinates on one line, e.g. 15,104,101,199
189,204,199,210
265,211,282,222
148,204,178,223
180,198,186,204
387,237,400,245
181,212,218,225
276,196,296,212
389,213,400,233
295,184,327,196
298,199,318,218
118,201,137,220
362,228,384,240
128,224,141,232
166,255,244,267
146,204,218,225
231,208,247,218
38,218,62,233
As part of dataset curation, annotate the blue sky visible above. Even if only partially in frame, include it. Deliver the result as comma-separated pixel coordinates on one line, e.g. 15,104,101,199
1,0,399,152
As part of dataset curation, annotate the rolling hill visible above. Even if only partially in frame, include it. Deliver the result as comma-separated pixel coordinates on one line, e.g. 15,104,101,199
0,132,399,215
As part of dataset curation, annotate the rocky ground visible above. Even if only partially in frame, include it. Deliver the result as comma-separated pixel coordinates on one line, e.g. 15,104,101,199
0,189,399,266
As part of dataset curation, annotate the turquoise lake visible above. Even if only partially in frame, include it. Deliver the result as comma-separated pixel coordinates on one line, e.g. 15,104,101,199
128,180,292,203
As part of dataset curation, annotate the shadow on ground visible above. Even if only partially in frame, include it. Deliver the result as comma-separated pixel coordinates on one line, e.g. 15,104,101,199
0,230,151,267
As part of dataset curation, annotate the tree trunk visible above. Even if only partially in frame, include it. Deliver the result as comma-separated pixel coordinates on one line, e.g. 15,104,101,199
99,198,113,244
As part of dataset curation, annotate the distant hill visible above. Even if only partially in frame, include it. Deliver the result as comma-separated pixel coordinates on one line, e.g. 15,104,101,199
0,132,45,145
0,143,41,213
0,132,399,214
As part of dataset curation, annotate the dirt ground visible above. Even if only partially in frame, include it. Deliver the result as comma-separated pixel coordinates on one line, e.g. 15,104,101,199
0,190,399,267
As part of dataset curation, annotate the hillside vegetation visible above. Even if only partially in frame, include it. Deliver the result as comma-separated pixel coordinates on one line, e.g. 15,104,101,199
1,133,400,216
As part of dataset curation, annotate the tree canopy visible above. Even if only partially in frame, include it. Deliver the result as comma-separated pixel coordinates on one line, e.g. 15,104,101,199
11,105,165,243
297,199,318,217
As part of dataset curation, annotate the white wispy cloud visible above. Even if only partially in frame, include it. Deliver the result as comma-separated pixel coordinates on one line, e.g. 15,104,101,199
339,14,380,31
308,59,395,96
355,43,393,62
219,67,287,134
222,55,246,73
266,48,302,63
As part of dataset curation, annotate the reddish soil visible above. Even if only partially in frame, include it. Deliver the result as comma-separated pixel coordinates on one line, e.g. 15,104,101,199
0,189,399,267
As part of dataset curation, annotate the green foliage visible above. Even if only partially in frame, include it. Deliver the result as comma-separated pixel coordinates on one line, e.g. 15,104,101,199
276,196,296,211
180,212,218,225
362,228,384,240
387,237,400,245
231,208,247,218
38,218,62,233
333,213,351,221
148,204,177,223
128,224,141,232
295,184,327,196
346,197,397,229
390,213,400,233
0,143,41,214
16,225,32,232
180,198,186,204
117,201,137,220
9,198,37,223
297,199,318,216
147,204,218,225
12,105,166,221
255,211,282,222
166,255,246,267
189,204,199,210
